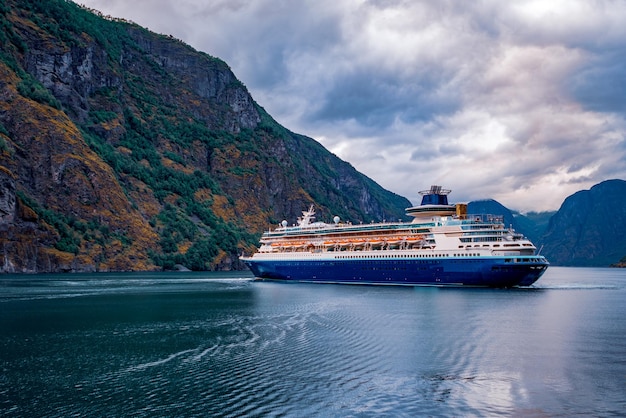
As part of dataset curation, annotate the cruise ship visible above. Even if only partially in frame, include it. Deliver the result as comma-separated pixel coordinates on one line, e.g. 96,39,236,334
241,186,549,287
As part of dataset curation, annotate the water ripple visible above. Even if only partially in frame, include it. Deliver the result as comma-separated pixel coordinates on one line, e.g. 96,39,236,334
2,269,625,417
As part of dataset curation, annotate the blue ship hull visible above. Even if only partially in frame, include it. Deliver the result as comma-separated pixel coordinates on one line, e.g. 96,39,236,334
243,256,548,288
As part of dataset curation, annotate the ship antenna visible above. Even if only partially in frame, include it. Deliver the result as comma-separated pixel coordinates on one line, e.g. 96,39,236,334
298,204,315,226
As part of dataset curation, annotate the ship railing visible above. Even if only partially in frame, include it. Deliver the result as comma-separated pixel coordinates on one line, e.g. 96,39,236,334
458,214,504,224
265,220,411,236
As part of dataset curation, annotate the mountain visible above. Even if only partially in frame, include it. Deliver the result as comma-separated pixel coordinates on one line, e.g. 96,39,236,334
469,180,626,266
522,211,555,246
467,200,555,245
540,179,626,266
0,0,411,273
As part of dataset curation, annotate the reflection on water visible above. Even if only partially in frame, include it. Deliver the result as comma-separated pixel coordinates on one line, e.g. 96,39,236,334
0,268,625,416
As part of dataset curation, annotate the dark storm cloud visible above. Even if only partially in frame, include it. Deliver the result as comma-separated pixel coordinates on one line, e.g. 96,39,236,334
80,0,626,211
309,67,460,129
570,48,626,113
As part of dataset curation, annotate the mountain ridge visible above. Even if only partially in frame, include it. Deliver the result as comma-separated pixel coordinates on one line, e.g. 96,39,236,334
0,0,410,273
469,179,626,266
539,179,626,266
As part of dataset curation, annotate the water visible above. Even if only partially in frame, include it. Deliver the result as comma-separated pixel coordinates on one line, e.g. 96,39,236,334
1,268,624,417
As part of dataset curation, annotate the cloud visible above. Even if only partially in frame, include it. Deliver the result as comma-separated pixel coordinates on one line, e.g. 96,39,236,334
81,0,626,212
571,48,626,113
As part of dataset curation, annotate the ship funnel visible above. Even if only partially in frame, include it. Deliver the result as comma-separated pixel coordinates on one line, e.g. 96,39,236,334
456,203,467,218
419,185,451,205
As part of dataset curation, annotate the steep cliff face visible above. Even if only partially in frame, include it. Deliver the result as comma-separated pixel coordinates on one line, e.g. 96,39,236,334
0,60,158,272
0,0,410,273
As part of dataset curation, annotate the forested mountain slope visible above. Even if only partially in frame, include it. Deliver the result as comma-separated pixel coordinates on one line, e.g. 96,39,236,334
0,0,410,273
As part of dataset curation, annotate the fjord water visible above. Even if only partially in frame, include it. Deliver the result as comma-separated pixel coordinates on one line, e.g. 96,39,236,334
1,268,624,417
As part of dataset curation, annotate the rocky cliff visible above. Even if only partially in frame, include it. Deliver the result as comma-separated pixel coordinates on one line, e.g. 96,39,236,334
0,0,411,273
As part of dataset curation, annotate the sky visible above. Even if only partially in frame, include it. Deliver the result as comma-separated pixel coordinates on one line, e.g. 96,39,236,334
79,0,626,212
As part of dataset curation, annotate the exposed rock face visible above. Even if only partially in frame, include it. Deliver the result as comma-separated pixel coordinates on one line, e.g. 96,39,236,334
23,43,111,121
0,0,411,273
0,66,159,272
126,28,261,133
0,167,16,225
0,164,68,274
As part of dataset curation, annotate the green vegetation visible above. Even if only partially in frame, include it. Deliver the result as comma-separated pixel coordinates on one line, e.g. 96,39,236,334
75,40,263,269
0,121,10,137
17,0,128,59
88,110,118,124
0,122,8,153
16,191,130,255
82,99,256,270
17,74,61,109
0,0,412,273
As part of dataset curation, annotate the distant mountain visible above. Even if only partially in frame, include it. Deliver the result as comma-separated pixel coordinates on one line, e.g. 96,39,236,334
523,211,555,246
467,200,555,244
540,179,626,266
0,0,410,273
468,180,626,266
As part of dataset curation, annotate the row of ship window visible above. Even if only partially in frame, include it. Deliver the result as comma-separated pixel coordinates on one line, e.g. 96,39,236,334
503,258,545,263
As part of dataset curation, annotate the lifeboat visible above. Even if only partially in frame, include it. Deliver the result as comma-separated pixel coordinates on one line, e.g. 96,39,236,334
405,235,424,243
385,237,402,249
367,237,383,245
386,237,402,245
268,242,283,251
352,239,366,249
